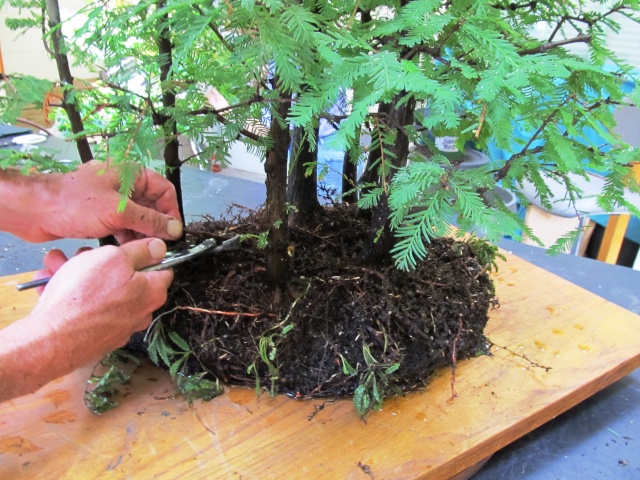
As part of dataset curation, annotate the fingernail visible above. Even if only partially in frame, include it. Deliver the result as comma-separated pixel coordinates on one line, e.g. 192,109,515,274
148,238,167,261
167,219,183,239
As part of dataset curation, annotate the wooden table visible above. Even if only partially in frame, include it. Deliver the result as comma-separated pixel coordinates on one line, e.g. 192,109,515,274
1,251,639,480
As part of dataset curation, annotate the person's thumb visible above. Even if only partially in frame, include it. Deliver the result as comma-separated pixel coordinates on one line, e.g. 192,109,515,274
118,239,174,300
120,238,168,271
121,202,183,240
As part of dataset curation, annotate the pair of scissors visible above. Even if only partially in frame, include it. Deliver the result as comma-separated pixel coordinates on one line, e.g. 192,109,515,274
15,236,241,291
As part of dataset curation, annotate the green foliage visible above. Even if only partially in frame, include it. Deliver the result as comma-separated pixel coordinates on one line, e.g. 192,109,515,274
0,75,53,124
176,373,224,405
241,231,269,249
289,0,640,267
146,314,224,404
467,236,507,273
351,344,400,417
84,349,141,414
0,147,79,173
247,283,306,396
4,0,639,263
248,322,295,396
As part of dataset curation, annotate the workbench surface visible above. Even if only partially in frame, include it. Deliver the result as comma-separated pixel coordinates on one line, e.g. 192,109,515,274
1,250,639,480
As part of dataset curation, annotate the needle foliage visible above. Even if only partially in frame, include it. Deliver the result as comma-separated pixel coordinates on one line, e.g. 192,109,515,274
2,0,640,269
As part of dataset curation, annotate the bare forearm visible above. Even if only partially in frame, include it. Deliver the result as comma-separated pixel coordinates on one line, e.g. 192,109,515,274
0,314,63,402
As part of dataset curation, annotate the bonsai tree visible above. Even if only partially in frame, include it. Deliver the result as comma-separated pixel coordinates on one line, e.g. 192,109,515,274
2,0,640,414
3,0,640,266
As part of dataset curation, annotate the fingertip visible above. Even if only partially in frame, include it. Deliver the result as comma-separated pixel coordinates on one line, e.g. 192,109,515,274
43,249,69,273
43,248,67,262
147,238,167,263
167,218,183,239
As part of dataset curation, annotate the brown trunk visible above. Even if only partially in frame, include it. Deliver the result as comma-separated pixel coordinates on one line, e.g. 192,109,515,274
157,4,185,226
265,86,291,291
288,125,320,226
360,102,392,190
45,0,93,163
341,128,359,204
361,92,416,263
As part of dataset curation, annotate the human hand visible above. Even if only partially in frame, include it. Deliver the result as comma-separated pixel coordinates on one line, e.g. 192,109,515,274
29,238,173,371
16,160,183,243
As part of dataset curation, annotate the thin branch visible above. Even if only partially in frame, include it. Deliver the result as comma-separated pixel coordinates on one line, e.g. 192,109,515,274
186,96,271,143
15,117,56,136
44,0,93,163
192,4,234,53
101,80,160,120
492,145,544,181
549,4,629,43
84,102,144,117
189,94,266,116
548,15,569,43
402,18,466,61
519,33,592,55
191,4,270,92
102,80,151,103
474,103,487,138
41,7,55,56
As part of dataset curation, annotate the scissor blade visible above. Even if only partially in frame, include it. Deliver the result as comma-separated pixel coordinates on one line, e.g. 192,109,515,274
141,236,240,272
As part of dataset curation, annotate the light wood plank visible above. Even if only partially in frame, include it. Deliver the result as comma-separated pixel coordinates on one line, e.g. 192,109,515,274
1,251,639,480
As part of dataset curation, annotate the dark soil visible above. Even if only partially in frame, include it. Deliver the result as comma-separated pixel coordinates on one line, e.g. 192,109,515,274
134,204,498,405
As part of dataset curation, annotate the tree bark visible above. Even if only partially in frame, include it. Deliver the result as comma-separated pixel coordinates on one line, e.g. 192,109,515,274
361,92,416,263
360,101,392,191
341,128,359,204
157,1,185,226
288,124,320,226
265,84,292,293
45,0,93,163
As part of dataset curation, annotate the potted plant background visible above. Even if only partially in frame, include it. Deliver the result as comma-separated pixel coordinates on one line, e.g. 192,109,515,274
2,0,640,415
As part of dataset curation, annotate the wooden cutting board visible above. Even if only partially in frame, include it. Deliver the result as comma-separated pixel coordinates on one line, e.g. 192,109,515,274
1,251,639,480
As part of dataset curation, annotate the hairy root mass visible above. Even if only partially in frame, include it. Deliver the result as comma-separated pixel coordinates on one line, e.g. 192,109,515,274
136,204,497,400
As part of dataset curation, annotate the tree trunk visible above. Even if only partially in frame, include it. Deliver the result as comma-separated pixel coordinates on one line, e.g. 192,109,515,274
361,92,416,263
265,85,291,293
341,128,359,204
45,0,93,164
157,2,185,225
360,101,392,191
46,0,116,247
288,124,320,226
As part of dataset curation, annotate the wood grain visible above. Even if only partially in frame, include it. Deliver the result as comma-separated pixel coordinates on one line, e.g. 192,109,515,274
1,251,639,480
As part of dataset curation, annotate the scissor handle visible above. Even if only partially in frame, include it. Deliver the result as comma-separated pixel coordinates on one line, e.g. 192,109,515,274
15,236,240,291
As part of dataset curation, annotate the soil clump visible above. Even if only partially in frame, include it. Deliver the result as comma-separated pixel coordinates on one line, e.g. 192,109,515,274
137,204,498,404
